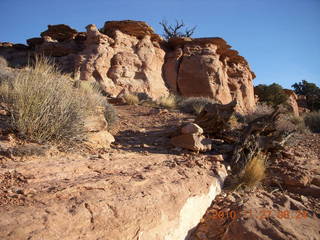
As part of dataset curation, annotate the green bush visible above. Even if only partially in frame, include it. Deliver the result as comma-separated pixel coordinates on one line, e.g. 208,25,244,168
254,83,289,107
304,111,320,133
292,80,320,111
179,97,216,115
0,57,106,143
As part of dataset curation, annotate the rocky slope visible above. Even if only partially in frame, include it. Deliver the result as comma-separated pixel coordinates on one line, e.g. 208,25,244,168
190,133,320,240
0,104,227,240
0,20,256,113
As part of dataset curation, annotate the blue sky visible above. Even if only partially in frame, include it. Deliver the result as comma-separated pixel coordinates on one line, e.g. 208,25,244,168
1,0,319,89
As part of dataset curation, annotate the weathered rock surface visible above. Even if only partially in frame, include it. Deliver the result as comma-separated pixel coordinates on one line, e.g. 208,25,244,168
0,105,228,240
191,132,320,240
171,123,212,152
32,21,168,99
284,89,299,116
83,108,115,149
181,123,204,135
40,24,78,42
163,37,256,113
171,133,212,152
0,20,255,111
0,42,31,67
191,190,320,240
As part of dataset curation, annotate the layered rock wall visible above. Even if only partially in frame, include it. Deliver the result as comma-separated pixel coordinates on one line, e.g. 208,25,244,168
163,37,256,113
0,20,256,112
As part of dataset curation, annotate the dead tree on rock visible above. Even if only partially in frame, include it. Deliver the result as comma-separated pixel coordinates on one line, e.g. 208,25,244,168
159,19,196,40
230,108,294,174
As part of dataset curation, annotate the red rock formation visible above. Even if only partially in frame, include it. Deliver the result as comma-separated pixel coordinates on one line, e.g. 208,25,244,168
284,89,300,116
0,21,256,111
163,37,256,113
40,24,78,42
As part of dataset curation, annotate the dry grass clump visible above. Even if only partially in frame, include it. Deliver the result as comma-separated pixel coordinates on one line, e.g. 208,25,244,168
0,57,106,143
179,97,216,115
157,94,178,109
104,102,118,131
276,114,309,133
304,111,320,133
245,103,274,122
123,93,140,105
238,152,267,188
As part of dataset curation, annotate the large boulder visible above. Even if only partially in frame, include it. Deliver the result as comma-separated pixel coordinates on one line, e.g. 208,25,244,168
163,37,256,114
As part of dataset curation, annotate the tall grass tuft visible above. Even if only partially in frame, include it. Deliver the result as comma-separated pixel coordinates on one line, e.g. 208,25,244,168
0,57,106,143
179,97,216,115
239,152,267,188
123,93,140,105
157,94,178,109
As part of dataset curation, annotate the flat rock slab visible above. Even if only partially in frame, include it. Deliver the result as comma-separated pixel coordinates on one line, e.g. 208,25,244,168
0,148,226,240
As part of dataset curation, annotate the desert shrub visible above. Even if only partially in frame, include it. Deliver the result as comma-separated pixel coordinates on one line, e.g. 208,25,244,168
0,57,105,143
157,94,178,109
104,102,118,130
254,83,289,107
179,97,216,115
239,152,267,188
244,103,274,122
304,111,320,133
276,114,309,133
292,80,320,111
123,93,140,105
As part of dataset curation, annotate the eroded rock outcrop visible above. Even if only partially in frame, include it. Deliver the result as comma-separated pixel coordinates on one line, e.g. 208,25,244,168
284,89,299,116
163,37,256,113
26,21,169,99
0,20,255,111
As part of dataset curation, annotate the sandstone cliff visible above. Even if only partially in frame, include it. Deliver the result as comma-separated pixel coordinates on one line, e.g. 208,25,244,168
163,37,256,113
0,20,256,113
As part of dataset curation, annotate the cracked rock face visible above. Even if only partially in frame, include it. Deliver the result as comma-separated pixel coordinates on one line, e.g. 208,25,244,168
163,37,256,114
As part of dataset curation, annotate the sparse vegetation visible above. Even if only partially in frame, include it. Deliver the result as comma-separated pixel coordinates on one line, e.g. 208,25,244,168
292,80,320,111
238,152,267,188
0,57,106,143
244,103,274,122
304,111,320,133
123,93,140,105
276,114,309,133
157,94,178,109
159,19,196,40
179,97,216,115
104,102,118,131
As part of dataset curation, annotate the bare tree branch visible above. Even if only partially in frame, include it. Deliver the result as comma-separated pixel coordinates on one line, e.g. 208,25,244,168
159,19,197,40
